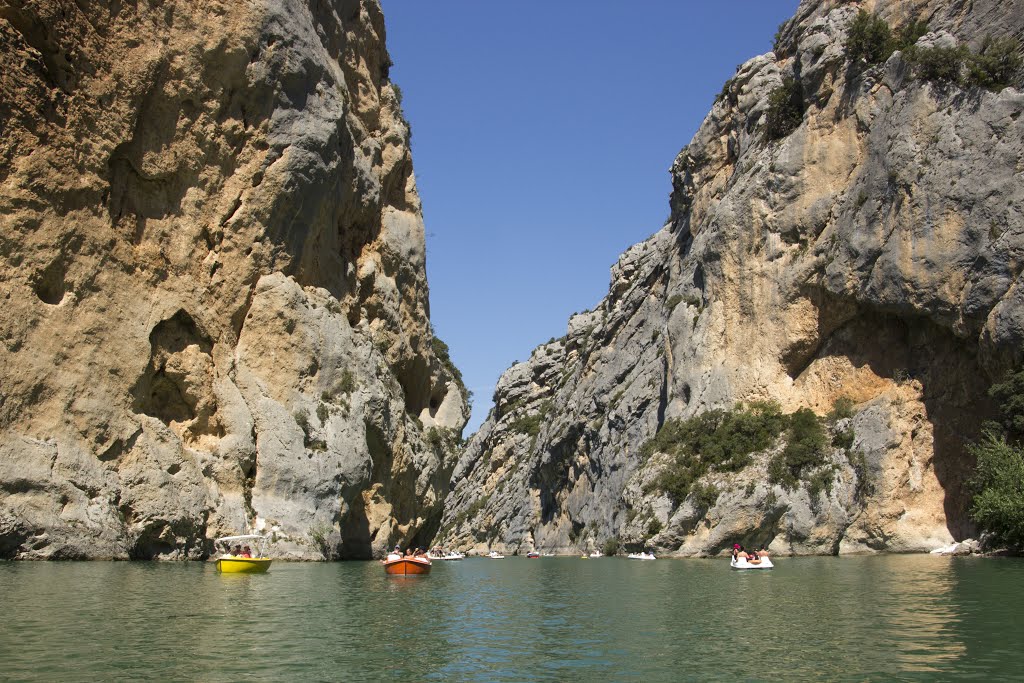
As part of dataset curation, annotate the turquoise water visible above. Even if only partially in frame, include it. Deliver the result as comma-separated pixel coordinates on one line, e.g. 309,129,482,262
1,555,1022,681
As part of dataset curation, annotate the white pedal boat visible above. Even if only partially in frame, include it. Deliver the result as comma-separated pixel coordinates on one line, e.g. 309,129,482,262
730,557,774,570
627,552,656,560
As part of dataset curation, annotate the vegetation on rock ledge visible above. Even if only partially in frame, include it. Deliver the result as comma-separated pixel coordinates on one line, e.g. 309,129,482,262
969,370,1024,549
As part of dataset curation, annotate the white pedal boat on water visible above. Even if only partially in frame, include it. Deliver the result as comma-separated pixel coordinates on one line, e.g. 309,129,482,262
427,550,465,560
730,557,774,570
487,550,505,559
627,552,656,560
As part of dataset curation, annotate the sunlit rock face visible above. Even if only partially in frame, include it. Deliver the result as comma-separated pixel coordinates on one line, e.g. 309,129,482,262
0,0,467,559
441,0,1024,557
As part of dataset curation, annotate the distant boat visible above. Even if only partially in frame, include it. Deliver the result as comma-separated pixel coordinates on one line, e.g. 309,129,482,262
383,555,432,575
427,549,464,560
526,551,540,558
627,552,656,560
487,551,505,559
589,551,603,558
730,556,774,570
215,534,272,574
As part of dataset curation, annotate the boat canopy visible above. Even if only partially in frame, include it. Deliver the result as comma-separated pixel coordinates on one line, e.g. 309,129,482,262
215,534,266,543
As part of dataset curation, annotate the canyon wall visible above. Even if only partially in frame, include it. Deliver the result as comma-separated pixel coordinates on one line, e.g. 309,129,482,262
441,0,1024,556
0,0,467,559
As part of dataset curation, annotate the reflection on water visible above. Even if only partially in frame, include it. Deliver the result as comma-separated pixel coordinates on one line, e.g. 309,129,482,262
1,555,1023,681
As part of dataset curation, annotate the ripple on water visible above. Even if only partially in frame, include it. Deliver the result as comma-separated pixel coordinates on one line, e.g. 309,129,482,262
2,555,1024,681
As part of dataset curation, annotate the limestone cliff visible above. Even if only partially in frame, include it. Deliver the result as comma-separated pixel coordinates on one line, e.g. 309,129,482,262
440,0,1024,556
0,0,468,559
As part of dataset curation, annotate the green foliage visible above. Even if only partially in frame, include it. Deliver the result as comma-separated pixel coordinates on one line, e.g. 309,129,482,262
643,401,786,504
509,400,552,439
907,45,969,83
845,10,894,66
807,467,836,500
603,537,620,556
894,20,929,52
969,429,1024,548
431,333,470,401
765,76,804,140
691,483,721,512
768,408,828,490
666,294,684,311
849,449,873,499
967,36,1023,91
316,402,329,424
294,410,311,438
829,396,856,421
832,428,855,451
905,34,1021,91
989,369,1024,444
646,518,663,537
337,368,356,395
773,20,789,55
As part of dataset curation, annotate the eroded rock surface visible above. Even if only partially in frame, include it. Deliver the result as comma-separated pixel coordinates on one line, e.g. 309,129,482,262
0,0,467,559
441,0,1023,557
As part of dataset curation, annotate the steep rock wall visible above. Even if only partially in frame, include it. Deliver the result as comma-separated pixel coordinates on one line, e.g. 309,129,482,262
0,0,468,559
441,0,1023,556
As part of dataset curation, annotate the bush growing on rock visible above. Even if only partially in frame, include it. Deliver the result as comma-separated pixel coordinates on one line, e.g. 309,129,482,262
845,10,894,66
764,76,804,140
768,408,829,490
643,401,786,503
969,429,1024,548
967,36,1023,91
969,369,1024,549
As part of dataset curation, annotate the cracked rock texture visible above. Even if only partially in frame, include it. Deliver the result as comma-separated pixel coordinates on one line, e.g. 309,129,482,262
441,0,1024,557
0,0,467,559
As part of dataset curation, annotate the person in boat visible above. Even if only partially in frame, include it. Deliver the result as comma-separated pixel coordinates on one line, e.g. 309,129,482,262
232,544,242,557
414,547,427,557
758,546,770,558
732,544,749,561
240,546,253,558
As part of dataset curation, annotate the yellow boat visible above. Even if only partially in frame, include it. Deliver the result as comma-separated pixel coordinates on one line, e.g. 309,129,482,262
214,534,272,574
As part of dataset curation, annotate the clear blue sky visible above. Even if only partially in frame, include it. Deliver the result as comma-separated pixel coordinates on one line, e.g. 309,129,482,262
380,1,799,434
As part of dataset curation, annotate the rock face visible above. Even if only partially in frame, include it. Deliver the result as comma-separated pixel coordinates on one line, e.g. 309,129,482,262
0,0,468,559
441,0,1024,557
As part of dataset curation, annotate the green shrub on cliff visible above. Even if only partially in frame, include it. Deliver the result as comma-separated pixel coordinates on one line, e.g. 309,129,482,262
765,76,804,140
768,408,829,490
967,369,1024,549
967,35,1023,91
643,401,786,503
845,10,894,66
969,429,1024,548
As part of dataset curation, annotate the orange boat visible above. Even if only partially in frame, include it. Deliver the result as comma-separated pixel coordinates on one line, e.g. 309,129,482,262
383,555,432,576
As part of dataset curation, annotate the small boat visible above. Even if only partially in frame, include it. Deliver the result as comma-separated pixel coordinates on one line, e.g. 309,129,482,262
215,534,273,574
526,551,540,558
627,552,656,560
589,551,603,558
487,550,505,559
383,554,432,575
427,549,465,560
730,556,774,570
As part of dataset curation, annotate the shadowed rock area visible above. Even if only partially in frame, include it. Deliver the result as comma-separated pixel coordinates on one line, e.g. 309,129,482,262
440,0,1024,557
0,0,468,559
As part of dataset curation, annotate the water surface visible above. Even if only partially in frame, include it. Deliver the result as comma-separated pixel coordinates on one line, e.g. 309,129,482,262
1,555,1021,681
